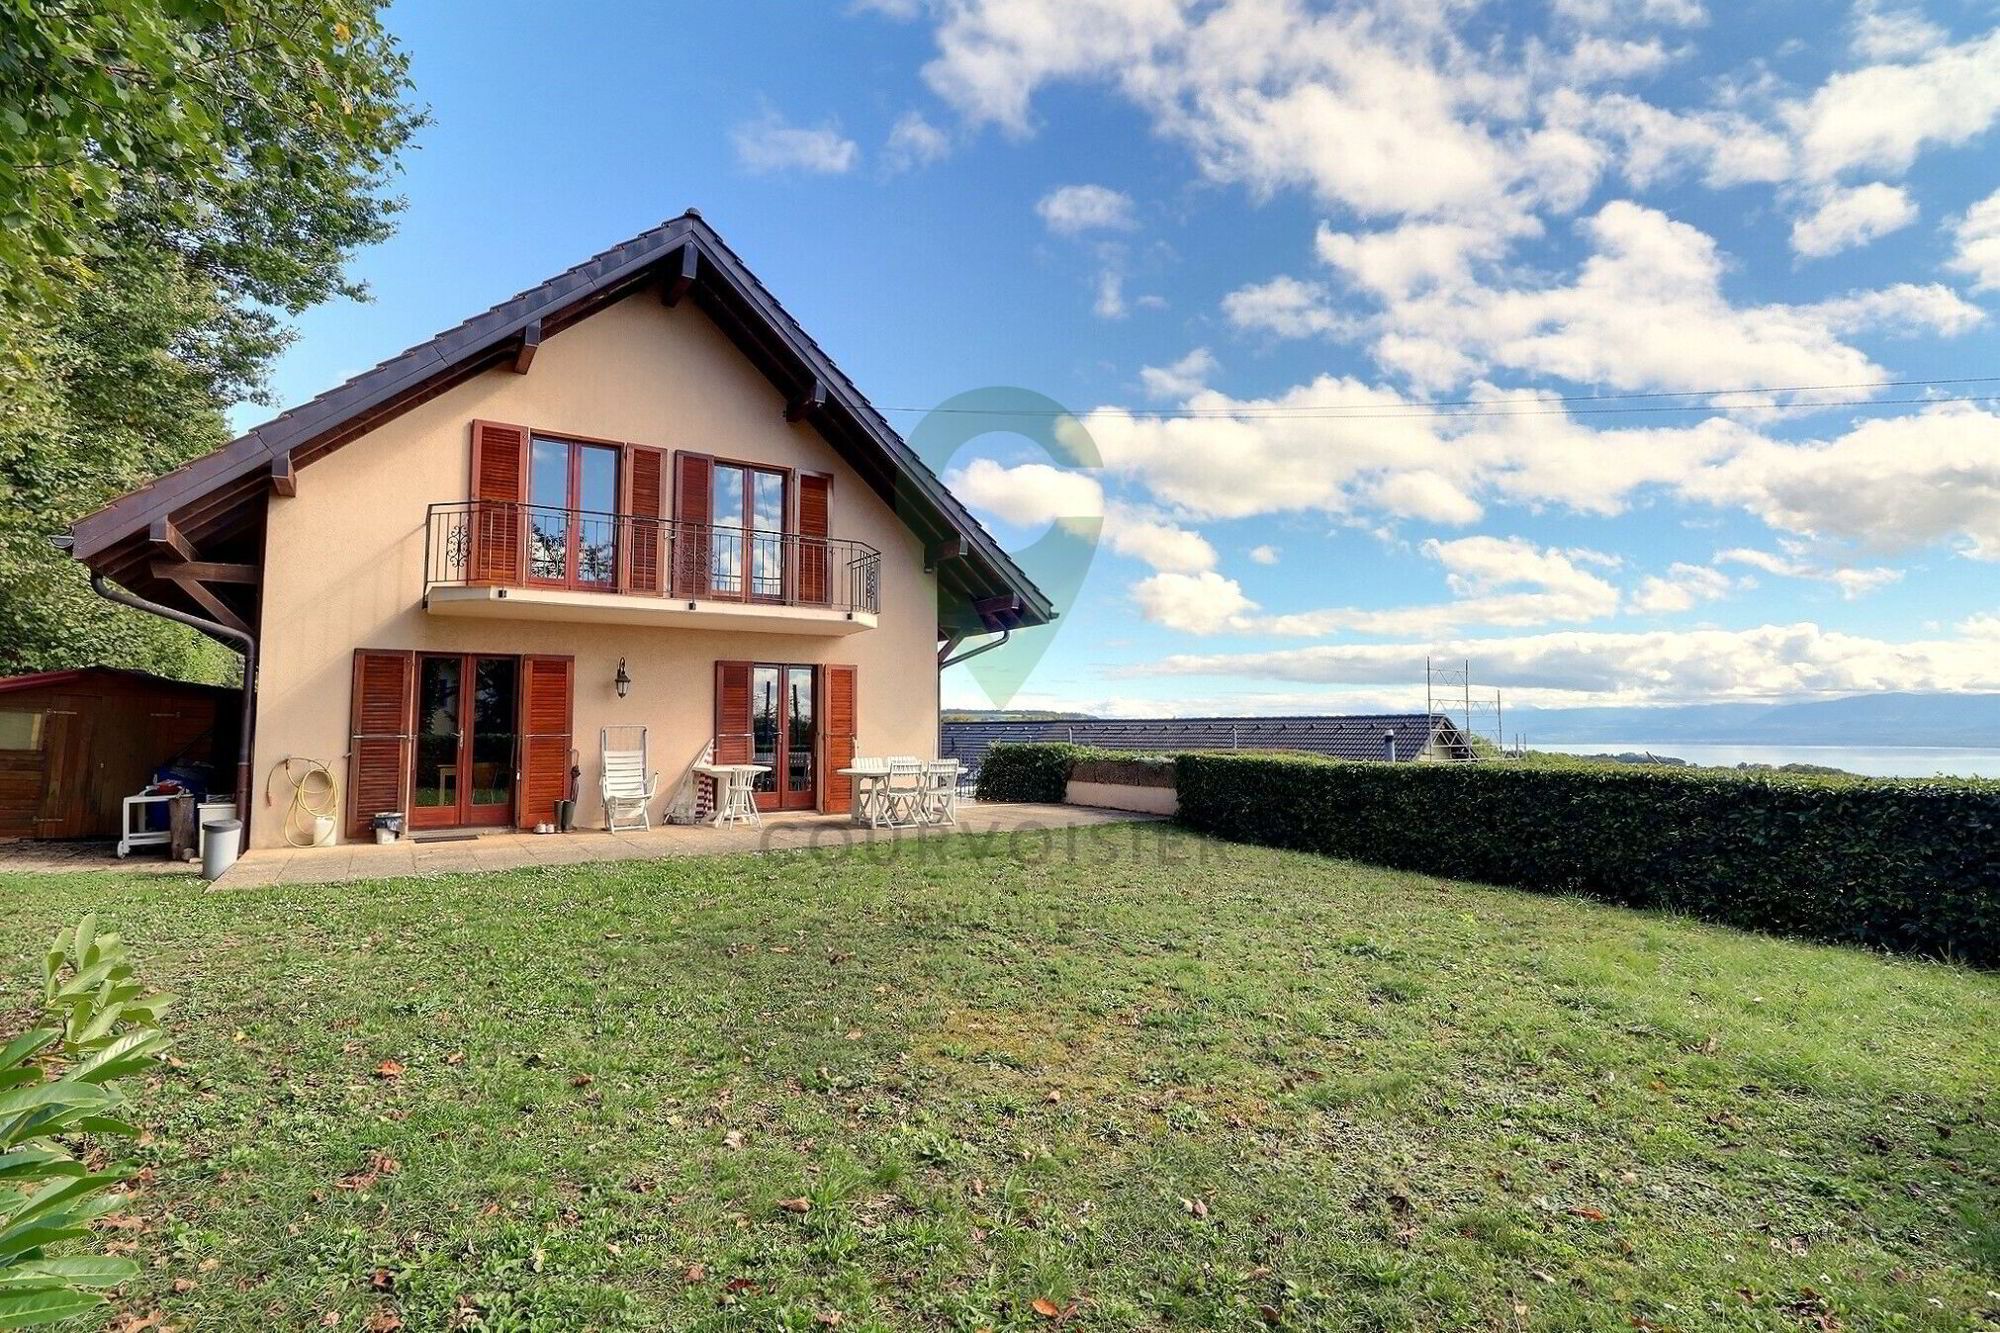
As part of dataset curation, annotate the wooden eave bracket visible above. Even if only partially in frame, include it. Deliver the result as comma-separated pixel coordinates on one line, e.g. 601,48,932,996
662,243,698,307
269,452,297,497
146,516,252,635
924,535,964,573
511,318,542,374
786,378,828,424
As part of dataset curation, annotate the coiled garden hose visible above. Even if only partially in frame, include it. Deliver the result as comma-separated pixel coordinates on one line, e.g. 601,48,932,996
266,757,339,848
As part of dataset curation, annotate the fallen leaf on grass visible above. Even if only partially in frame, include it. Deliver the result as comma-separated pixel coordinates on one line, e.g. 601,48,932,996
370,1269,395,1292
363,1312,403,1332
1257,1304,1282,1325
815,1313,843,1327
570,1074,594,1088
1569,1206,1607,1222
778,1197,812,1214
682,1263,707,1284
1180,1196,1210,1219
722,1129,745,1150
372,1060,404,1080
444,1051,465,1066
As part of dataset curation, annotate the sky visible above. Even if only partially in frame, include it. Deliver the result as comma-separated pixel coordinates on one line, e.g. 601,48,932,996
246,0,2000,722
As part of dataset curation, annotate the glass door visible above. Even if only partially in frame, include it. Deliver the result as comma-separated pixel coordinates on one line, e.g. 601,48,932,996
412,654,518,829
528,436,620,589
749,663,818,812
708,463,788,602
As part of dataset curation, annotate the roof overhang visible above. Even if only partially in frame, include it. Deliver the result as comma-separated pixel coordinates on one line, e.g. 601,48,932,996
66,213,1054,638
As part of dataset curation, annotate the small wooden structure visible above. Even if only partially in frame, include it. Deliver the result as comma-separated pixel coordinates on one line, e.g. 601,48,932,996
0,668,239,840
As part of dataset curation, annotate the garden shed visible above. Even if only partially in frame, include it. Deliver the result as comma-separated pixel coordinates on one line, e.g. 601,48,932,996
0,668,239,840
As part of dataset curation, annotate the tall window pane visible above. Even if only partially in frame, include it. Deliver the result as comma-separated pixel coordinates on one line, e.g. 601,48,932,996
751,665,779,794
711,465,745,595
576,445,619,585
528,439,568,581
751,471,785,599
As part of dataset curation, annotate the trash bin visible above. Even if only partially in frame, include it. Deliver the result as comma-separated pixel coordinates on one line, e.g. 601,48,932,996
371,811,405,845
201,818,242,881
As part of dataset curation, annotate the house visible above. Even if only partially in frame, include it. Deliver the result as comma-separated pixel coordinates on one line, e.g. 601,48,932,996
62,211,1053,847
0,668,238,840
940,714,1478,780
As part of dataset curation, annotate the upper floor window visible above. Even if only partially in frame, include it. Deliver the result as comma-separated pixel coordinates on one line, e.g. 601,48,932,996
528,435,620,587
710,462,787,599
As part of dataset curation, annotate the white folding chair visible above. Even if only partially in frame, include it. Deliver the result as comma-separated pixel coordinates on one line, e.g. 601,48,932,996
921,760,960,826
880,759,926,828
600,726,658,832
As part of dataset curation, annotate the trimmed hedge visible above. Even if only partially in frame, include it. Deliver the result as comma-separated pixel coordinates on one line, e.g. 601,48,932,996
975,743,1174,803
1175,752,1999,965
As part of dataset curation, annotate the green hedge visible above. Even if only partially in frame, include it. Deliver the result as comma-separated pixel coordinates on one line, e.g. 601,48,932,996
1175,753,1999,966
974,743,1174,803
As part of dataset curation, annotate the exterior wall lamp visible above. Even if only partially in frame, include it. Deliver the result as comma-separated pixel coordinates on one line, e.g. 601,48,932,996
614,658,632,699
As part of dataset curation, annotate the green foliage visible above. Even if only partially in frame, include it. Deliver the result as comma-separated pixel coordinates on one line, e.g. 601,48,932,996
0,915,172,1327
0,0,422,679
1175,752,2000,965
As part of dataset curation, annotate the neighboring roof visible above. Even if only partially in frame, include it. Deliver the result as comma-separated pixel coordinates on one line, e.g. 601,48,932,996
68,211,1053,635
938,713,1474,771
0,667,238,698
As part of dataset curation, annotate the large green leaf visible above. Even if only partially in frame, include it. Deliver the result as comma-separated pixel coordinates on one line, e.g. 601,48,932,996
0,1284,105,1328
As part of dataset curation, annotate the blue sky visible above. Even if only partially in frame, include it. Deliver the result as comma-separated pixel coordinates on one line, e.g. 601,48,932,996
248,0,2000,718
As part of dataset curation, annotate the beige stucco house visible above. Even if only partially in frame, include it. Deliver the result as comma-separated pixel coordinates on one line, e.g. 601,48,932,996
64,212,1053,848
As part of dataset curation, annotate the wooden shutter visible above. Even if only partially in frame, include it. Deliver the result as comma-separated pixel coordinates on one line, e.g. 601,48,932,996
797,472,831,605
469,421,530,584
714,660,752,764
517,655,573,829
624,446,667,594
672,451,713,597
348,650,415,837
820,664,857,814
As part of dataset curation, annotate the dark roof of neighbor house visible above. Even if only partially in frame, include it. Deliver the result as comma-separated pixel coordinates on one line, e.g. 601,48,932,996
66,210,1053,637
938,713,1475,773
0,667,238,698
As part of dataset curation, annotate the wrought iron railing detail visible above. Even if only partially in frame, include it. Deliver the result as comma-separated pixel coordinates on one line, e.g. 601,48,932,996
423,500,882,617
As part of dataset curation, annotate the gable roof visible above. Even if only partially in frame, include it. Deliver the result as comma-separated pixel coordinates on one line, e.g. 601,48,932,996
67,210,1053,636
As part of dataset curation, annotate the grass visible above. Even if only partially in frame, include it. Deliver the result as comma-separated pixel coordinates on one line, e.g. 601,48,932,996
1,822,1995,1331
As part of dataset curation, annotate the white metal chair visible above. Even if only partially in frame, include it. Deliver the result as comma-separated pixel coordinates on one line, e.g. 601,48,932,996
921,760,960,826
600,726,659,832
880,759,926,828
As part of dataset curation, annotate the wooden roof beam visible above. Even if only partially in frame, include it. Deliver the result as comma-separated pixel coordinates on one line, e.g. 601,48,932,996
785,379,827,423
147,517,196,563
661,242,698,307
925,535,964,573
511,318,542,374
149,560,258,585
269,452,297,497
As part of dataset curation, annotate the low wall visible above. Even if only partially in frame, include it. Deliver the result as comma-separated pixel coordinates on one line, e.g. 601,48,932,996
1064,778,1178,816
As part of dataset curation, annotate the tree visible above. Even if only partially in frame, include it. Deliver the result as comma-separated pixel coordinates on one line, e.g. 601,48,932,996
0,1,423,679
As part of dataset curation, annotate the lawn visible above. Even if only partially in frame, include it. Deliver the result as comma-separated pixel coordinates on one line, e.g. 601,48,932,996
1,823,1995,1331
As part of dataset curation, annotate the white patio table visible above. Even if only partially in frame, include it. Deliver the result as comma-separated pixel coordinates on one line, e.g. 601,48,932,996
692,763,769,828
836,760,891,826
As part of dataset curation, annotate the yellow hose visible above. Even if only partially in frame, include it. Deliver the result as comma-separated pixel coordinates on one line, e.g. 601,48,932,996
265,757,338,848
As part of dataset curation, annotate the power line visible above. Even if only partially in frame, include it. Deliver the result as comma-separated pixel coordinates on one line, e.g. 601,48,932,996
877,374,2000,420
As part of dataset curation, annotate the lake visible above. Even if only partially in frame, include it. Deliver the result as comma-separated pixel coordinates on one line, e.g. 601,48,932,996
1533,742,2000,779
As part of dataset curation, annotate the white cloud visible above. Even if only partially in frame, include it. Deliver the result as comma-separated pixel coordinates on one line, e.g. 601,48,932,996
1851,5,1946,60
1036,183,1138,235
1552,0,1706,28
1790,183,1918,257
1130,621,2000,705
732,111,860,174
1138,347,1218,399
1131,569,1258,635
1221,275,1348,338
1368,470,1484,525
1103,503,1217,574
1540,91,1793,190
1092,269,1128,319
883,111,952,171
1316,216,1534,300
1630,562,1738,613
1715,547,1904,599
1248,543,1280,565
944,457,1103,526
1786,28,2000,180
1948,188,2000,291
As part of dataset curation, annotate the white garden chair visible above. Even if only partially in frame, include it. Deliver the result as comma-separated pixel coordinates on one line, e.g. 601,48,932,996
600,725,658,832
921,760,960,826
880,759,927,828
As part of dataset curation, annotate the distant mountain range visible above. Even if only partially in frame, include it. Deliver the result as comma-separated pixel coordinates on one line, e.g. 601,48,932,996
1507,693,2000,748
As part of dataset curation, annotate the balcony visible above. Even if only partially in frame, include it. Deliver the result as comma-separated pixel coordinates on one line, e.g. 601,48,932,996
422,500,880,635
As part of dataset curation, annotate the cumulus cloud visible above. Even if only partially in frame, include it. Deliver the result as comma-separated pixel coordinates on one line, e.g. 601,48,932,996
1790,183,1918,257
732,111,860,174
944,457,1103,526
1131,569,1258,634
1630,562,1739,613
1552,0,1706,28
1785,27,2000,181
1221,275,1349,338
1850,4,1946,60
1138,347,1218,399
1036,183,1139,234
1948,188,2000,291
1248,544,1280,565
1715,547,1904,599
883,111,952,171
1129,621,2000,705
1092,268,1128,319
1103,503,1218,573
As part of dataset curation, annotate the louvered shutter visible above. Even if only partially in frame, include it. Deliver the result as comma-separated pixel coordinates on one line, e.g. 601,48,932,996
821,664,857,814
348,649,414,837
714,660,752,764
797,472,831,605
469,421,529,583
672,452,713,597
624,446,667,594
517,655,573,829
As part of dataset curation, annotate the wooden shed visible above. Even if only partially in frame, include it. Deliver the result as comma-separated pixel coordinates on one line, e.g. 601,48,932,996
0,668,239,840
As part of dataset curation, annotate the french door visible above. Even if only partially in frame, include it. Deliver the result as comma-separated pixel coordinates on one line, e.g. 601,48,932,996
749,664,817,811
708,462,788,601
527,435,621,589
411,654,519,829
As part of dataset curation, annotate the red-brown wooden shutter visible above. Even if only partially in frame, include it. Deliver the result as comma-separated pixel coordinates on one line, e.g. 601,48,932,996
672,451,713,597
714,660,752,764
624,446,667,594
469,421,530,584
820,664,857,814
517,655,573,829
348,649,414,837
798,472,831,605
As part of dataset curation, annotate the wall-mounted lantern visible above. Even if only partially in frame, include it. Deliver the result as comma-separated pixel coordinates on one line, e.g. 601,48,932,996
614,657,632,700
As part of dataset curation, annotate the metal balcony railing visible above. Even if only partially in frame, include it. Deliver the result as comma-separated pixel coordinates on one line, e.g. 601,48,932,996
423,500,881,616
